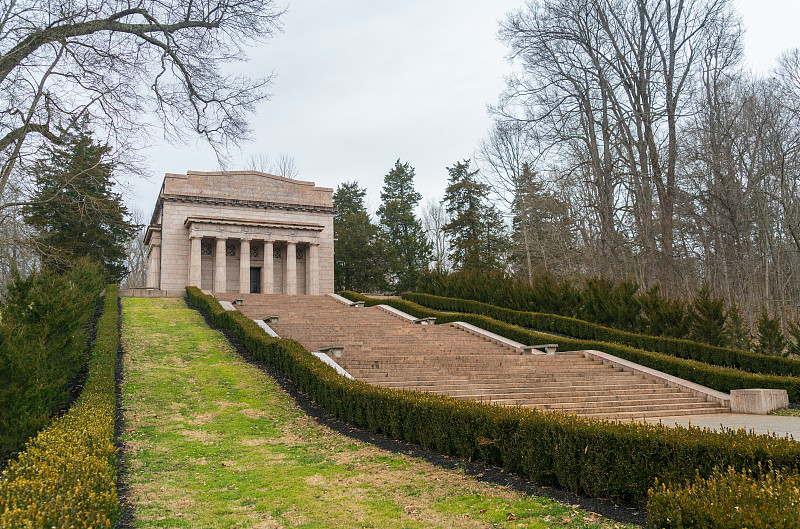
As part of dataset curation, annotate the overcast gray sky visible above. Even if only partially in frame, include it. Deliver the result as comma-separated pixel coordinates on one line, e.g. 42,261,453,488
129,0,800,219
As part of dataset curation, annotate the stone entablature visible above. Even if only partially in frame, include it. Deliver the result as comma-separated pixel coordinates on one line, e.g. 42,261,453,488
184,216,325,241
145,170,334,294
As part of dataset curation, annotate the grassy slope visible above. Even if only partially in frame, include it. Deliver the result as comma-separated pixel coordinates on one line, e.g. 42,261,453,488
120,297,636,529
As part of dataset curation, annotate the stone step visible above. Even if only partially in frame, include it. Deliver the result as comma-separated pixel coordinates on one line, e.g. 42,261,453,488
218,293,731,420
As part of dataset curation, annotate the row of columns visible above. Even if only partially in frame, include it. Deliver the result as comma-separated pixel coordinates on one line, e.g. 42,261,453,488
189,236,319,295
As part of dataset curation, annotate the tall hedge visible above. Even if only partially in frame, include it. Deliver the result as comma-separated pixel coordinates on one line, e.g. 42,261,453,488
0,285,120,527
187,286,800,506
402,292,800,378
0,259,104,460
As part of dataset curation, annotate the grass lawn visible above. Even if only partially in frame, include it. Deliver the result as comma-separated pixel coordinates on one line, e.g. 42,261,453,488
121,297,637,528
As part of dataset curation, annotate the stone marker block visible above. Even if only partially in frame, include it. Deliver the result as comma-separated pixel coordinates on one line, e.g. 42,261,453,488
729,389,789,414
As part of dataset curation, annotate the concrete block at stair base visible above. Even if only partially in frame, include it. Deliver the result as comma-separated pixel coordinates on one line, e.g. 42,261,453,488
263,315,279,324
318,345,345,358
352,301,365,308
253,319,279,338
232,298,244,306
219,301,236,311
312,352,354,379
730,389,789,414
523,344,558,355
414,317,436,325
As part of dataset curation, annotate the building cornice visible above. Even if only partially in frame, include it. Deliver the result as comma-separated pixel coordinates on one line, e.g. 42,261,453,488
161,193,336,214
184,216,325,232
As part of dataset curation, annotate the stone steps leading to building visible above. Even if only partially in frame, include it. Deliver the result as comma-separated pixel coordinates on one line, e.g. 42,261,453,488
214,293,731,420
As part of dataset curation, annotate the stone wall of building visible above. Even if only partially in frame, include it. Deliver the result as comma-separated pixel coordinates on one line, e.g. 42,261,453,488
146,170,335,294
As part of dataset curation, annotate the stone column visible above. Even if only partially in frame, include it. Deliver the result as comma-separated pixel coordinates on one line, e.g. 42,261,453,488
214,237,227,292
262,241,274,294
146,242,161,288
307,243,320,295
188,236,202,287
239,238,250,294
285,241,297,295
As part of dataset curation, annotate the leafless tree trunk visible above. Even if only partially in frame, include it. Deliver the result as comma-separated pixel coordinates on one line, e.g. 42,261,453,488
422,197,450,272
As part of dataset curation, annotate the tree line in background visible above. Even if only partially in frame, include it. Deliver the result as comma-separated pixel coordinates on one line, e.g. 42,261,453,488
337,0,800,345
333,154,800,355
484,0,800,335
334,158,509,294
2,0,798,351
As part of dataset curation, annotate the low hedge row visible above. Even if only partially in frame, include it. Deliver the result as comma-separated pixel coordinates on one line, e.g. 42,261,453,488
342,292,800,402
403,292,800,378
0,285,121,528
647,466,800,528
188,286,800,506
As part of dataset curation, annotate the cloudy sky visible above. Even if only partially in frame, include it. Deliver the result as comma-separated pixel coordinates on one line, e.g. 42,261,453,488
129,0,800,218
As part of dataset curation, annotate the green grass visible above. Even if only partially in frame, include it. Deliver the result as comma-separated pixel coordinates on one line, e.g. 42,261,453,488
771,408,800,417
121,297,637,528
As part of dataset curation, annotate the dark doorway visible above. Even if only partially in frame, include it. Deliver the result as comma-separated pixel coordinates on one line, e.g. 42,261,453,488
250,267,261,293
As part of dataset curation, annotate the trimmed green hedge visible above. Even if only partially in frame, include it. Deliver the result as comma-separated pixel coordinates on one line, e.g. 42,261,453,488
647,466,800,528
0,259,105,460
0,285,121,528
188,286,800,506
402,292,800,378
341,291,800,402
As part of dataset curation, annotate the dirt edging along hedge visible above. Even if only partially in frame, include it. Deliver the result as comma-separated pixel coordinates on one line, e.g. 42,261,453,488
402,292,800,378
0,285,121,528
339,292,800,402
188,286,800,506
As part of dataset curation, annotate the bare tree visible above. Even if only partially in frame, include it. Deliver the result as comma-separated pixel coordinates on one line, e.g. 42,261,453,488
0,0,285,217
122,210,148,288
245,153,300,179
476,119,539,283
421,197,450,273
499,0,733,293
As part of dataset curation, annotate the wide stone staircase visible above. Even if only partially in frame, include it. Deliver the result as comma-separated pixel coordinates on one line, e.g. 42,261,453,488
216,293,730,420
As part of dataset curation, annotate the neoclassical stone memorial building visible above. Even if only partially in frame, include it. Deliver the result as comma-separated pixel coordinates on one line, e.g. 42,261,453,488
144,170,334,294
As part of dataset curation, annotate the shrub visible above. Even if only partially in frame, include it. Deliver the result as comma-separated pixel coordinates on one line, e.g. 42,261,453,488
689,285,727,347
754,308,787,357
787,320,800,358
0,284,120,528
577,277,641,331
725,301,752,351
188,286,800,506
647,466,800,529
0,259,104,459
401,291,800,384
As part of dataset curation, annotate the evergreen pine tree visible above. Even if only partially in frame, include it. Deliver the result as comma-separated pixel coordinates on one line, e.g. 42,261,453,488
786,319,800,357
724,300,752,351
333,182,387,293
754,308,787,356
689,284,727,346
442,159,507,272
376,160,431,292
23,125,136,281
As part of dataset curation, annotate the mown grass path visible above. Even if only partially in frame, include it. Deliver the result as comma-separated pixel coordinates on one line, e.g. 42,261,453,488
121,297,635,528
